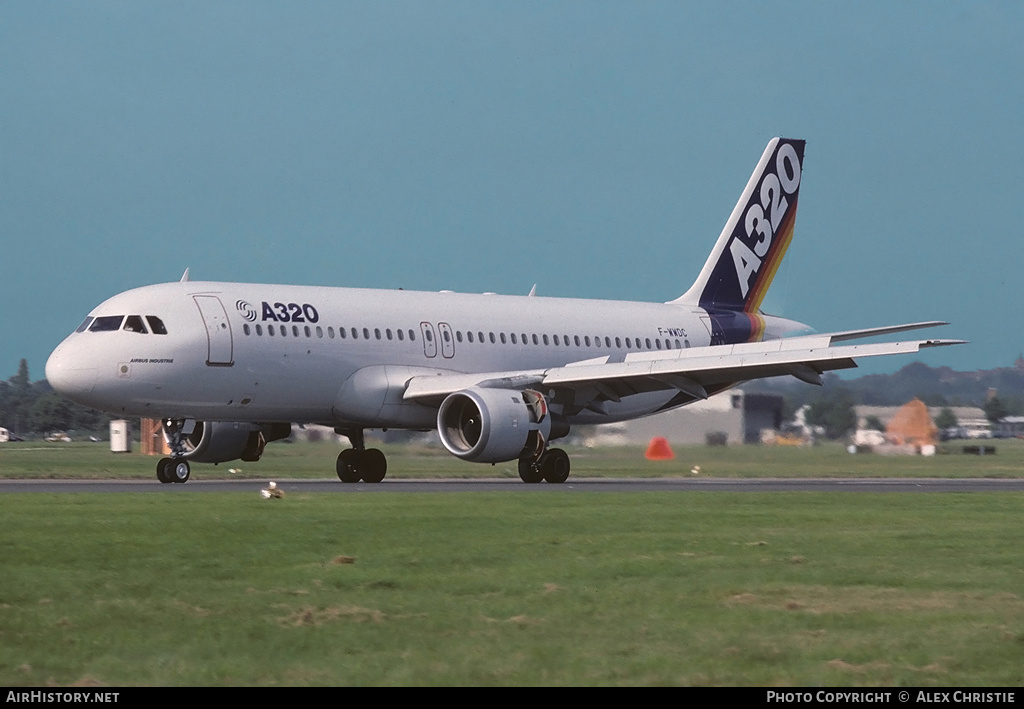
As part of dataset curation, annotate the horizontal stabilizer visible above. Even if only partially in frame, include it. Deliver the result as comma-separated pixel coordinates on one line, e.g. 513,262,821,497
824,321,949,343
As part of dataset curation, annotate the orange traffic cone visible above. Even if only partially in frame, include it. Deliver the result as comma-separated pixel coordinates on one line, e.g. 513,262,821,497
645,436,674,460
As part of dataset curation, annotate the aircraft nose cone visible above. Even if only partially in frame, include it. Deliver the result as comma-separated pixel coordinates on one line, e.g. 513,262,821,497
45,343,97,400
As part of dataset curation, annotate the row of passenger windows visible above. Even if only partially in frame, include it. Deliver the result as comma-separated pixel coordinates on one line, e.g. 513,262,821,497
243,323,418,341
77,315,168,335
241,322,687,351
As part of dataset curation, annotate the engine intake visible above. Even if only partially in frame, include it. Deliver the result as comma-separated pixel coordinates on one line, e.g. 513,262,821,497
437,388,553,463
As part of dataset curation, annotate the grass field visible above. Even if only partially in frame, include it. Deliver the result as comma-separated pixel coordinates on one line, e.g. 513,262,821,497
1,441,1022,686
1,438,1023,480
2,492,1023,686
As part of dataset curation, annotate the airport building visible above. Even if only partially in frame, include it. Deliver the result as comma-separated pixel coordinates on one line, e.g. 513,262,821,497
582,389,784,446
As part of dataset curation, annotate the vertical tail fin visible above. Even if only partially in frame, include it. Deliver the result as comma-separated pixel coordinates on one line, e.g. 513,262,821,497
672,137,805,313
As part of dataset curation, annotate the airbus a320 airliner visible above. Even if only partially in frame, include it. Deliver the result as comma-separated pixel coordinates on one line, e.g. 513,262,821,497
46,138,963,484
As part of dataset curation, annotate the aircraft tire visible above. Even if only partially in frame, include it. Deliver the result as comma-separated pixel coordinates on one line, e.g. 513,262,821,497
518,457,544,484
540,448,570,484
156,457,173,484
169,459,191,484
336,450,362,483
360,448,387,483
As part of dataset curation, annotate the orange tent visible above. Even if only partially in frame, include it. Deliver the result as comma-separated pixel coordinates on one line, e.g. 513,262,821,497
645,437,675,460
886,398,937,447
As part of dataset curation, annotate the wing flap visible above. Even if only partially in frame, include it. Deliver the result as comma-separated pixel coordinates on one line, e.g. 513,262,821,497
540,338,961,389
402,326,965,403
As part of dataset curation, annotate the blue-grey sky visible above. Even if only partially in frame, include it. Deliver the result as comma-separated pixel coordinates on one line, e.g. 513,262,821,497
2,2,1021,381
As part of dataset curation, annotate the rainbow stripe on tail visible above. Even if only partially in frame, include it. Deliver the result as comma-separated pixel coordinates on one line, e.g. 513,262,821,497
672,138,805,344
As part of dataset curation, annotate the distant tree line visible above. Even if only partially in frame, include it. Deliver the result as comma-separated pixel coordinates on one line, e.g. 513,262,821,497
0,359,110,436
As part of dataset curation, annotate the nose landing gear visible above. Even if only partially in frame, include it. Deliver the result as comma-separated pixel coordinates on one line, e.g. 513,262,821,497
156,419,192,484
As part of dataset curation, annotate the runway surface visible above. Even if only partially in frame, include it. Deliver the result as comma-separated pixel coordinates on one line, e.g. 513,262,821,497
3,478,1024,493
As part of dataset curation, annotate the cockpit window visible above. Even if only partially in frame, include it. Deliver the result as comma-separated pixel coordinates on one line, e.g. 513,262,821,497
146,316,167,335
75,317,94,333
123,315,148,334
89,315,125,332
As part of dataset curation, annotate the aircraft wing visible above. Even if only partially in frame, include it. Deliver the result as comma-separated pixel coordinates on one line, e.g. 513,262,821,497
402,322,965,414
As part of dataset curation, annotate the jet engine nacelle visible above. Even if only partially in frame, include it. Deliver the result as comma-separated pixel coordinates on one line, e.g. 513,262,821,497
437,387,553,463
162,420,291,464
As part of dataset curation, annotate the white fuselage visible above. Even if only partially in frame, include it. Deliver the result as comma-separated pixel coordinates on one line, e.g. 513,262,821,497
45,280,807,428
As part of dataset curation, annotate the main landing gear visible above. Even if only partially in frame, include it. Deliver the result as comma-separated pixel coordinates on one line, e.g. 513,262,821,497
156,457,190,484
518,448,570,484
335,428,387,483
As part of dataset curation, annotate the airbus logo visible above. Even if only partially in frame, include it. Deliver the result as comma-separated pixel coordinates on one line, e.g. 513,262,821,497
236,299,321,323
236,300,258,322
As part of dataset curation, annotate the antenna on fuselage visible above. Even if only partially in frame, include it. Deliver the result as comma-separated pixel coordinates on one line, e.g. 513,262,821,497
180,268,190,283
528,284,537,297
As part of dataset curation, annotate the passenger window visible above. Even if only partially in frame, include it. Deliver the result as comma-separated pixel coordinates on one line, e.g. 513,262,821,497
89,316,124,332
146,316,168,335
